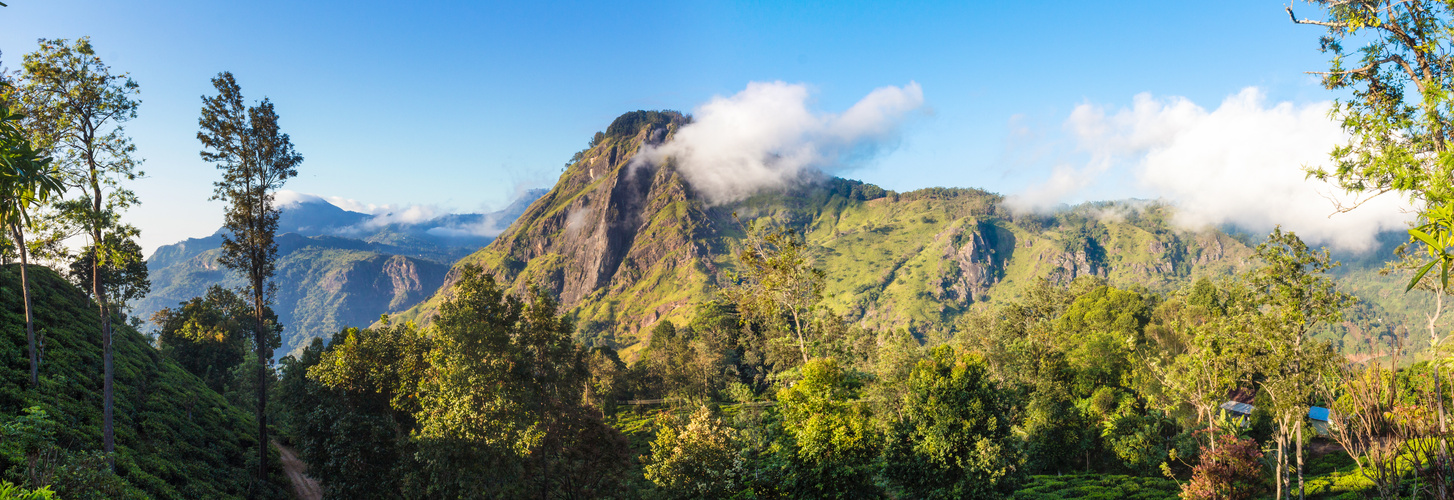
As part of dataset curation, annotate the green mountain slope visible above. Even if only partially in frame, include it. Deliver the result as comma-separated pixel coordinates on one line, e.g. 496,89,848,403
391,110,1427,360
138,234,450,359
139,190,546,359
1,264,273,498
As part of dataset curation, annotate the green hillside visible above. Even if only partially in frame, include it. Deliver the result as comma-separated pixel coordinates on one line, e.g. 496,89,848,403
1,264,281,498
388,110,1430,362
138,233,451,359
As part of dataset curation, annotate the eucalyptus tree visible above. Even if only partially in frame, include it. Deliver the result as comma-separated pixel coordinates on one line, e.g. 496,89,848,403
197,71,302,482
1,73,65,389
19,37,141,459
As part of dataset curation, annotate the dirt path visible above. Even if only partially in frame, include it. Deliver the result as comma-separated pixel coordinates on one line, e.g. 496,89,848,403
272,440,322,500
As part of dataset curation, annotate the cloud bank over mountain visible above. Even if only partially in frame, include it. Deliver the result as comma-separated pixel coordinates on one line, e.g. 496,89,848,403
274,189,542,239
638,81,926,204
1008,88,1413,252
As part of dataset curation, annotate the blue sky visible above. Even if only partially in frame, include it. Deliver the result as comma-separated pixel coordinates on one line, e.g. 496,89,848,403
1,0,1395,254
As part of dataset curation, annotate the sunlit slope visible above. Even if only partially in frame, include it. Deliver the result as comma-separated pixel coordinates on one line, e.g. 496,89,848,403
388,111,717,346
389,111,1291,353
728,189,1257,333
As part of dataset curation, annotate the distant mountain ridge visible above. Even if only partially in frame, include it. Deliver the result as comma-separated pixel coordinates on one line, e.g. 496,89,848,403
137,189,546,358
389,110,1429,361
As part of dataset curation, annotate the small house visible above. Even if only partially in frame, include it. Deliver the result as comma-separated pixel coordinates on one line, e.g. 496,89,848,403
1307,406,1331,436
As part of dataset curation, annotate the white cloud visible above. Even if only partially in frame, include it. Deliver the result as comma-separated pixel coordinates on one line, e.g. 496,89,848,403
275,189,450,233
274,189,530,239
275,190,325,206
637,81,926,204
359,205,441,228
1011,88,1413,252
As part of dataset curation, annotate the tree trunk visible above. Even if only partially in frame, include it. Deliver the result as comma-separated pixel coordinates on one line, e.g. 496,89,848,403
791,309,807,364
255,286,268,483
85,169,115,465
11,222,38,388
1297,422,1304,500
95,230,115,461
1437,365,1449,499
1276,431,1285,500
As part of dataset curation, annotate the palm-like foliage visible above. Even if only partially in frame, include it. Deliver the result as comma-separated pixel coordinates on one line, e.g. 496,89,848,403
1,78,66,389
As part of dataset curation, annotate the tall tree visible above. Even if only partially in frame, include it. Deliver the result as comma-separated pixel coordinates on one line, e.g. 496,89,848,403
722,218,826,364
1143,278,1264,464
1241,227,1349,500
0,68,65,389
197,71,301,482
1290,2,1454,483
19,37,141,459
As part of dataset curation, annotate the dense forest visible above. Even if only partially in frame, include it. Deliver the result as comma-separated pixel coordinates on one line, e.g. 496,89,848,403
265,223,1453,499
4,1,1454,499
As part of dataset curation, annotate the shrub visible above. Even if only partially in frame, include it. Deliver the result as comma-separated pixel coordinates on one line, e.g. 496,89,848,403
1181,434,1268,500
0,482,56,500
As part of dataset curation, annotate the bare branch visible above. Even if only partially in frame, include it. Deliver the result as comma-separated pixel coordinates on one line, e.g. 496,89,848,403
1288,6,1350,28
1306,56,1399,75
1316,185,1396,215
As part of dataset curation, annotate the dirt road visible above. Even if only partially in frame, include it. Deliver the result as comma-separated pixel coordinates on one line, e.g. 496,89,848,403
272,440,322,500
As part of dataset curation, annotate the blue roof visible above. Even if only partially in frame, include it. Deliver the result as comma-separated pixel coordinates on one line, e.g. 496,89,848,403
1308,406,1330,421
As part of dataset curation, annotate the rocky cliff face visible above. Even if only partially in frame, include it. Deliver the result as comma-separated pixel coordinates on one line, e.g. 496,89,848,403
933,221,1011,304
398,111,717,344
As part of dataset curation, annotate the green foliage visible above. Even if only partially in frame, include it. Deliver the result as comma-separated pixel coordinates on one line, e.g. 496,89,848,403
0,73,63,389
643,406,745,499
1241,228,1349,493
775,358,879,499
724,218,828,364
1294,2,1454,294
151,285,254,393
0,265,284,499
1012,474,1181,500
277,337,405,500
1098,403,1185,477
605,110,683,139
303,265,632,498
67,234,149,323
0,71,64,242
634,318,741,404
0,482,56,500
1054,284,1150,395
882,346,1023,498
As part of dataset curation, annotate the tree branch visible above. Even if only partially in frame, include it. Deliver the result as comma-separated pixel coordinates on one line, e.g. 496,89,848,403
1306,56,1399,75
1317,185,1396,215
1288,6,1349,28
